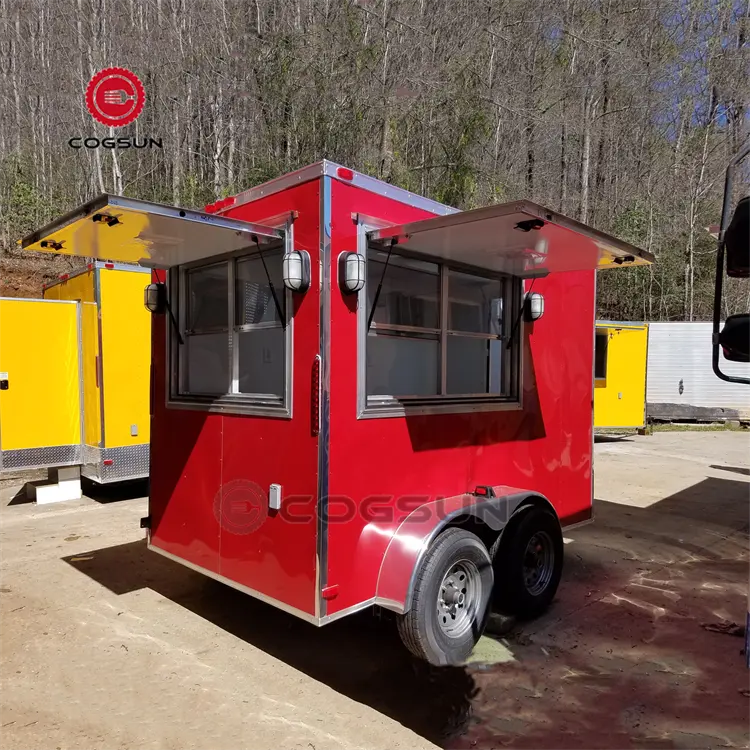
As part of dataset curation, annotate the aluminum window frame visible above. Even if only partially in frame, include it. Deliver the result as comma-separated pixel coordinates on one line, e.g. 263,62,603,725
356,218,523,419
167,221,294,418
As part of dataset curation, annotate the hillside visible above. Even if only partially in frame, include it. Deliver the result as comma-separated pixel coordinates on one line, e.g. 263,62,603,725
1,0,747,318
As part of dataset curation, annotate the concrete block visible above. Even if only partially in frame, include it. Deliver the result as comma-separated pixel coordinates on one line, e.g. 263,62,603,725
27,466,82,505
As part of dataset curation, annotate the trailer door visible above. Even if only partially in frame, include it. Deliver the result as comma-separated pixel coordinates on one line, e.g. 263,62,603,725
0,299,83,471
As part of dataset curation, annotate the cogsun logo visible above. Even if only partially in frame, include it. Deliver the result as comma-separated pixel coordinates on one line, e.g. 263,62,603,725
85,66,145,127
70,67,161,150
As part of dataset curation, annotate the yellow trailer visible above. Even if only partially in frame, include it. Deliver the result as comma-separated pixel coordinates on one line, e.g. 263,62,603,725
0,297,84,470
593,321,649,430
0,262,151,483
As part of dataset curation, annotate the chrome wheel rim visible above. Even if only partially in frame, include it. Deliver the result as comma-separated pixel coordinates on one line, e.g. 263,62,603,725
523,531,554,596
437,559,481,638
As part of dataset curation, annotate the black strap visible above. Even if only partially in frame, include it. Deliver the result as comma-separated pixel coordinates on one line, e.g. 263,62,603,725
253,235,286,329
366,239,396,333
507,276,535,350
164,285,184,345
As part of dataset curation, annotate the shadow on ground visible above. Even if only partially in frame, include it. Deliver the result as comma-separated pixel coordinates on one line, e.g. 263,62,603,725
63,538,476,745
594,434,635,443
82,478,149,504
6,485,33,506
62,473,750,749
2,475,148,506
710,463,750,478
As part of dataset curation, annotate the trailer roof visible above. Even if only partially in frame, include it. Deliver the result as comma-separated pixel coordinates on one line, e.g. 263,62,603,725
224,160,460,217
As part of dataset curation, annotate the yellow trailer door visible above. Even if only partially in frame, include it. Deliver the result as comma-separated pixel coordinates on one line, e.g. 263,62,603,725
0,299,83,470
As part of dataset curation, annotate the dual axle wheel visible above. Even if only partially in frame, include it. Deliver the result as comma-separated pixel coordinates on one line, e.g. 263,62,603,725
397,507,563,666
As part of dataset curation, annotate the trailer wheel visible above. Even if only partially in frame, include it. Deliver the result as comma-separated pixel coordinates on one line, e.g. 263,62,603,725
491,506,563,619
397,528,493,666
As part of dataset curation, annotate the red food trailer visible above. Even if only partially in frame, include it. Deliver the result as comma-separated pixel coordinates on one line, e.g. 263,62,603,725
21,162,652,665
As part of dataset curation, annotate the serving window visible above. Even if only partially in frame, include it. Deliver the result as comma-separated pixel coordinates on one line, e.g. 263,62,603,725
170,242,291,416
358,225,522,417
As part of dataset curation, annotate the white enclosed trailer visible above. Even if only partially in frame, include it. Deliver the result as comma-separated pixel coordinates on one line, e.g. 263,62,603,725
646,321,750,422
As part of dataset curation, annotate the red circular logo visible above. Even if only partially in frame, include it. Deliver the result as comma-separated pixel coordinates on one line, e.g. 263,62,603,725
85,67,145,128
213,480,268,535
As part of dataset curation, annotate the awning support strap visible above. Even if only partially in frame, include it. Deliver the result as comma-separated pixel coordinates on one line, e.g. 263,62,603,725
366,238,396,333
253,235,286,330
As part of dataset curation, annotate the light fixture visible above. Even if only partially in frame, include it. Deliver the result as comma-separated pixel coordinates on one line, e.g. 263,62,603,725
282,249,311,293
523,292,544,322
144,282,166,313
338,251,366,294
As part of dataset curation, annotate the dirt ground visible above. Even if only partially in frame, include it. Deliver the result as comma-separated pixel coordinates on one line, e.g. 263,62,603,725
0,431,748,750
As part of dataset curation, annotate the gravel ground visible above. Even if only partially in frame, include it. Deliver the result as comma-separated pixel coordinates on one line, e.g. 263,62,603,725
1,430,748,750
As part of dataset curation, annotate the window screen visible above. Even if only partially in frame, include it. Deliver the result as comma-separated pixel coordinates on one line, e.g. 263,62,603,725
187,263,228,331
183,263,229,395
445,271,504,395
235,253,285,397
364,250,517,405
177,248,289,407
367,253,440,398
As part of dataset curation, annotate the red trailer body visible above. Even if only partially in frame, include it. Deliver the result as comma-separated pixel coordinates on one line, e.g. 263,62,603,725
21,162,652,664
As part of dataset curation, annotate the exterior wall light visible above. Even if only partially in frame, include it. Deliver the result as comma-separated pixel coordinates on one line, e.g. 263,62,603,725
339,251,366,294
144,282,166,314
523,292,544,322
282,249,311,293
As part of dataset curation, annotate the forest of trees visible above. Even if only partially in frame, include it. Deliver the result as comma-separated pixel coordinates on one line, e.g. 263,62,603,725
0,0,747,319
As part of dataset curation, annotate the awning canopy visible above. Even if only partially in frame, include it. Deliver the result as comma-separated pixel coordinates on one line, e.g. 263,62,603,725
20,195,281,269
368,200,653,278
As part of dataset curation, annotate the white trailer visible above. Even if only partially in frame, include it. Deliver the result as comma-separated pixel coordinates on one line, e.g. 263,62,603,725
646,321,750,422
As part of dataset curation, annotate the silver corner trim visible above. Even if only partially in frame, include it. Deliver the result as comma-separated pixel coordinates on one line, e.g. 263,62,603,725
94,266,106,447
96,261,151,274
316,174,333,619
318,597,377,625
147,543,321,625
317,595,406,625
351,213,397,230
40,264,94,292
590,271,597,515
230,163,327,210
374,596,406,615
75,302,85,450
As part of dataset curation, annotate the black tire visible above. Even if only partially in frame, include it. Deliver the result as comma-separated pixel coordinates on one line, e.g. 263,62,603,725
397,528,493,666
491,506,563,619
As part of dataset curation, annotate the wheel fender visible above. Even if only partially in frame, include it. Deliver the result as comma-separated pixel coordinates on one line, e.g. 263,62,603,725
374,487,554,614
